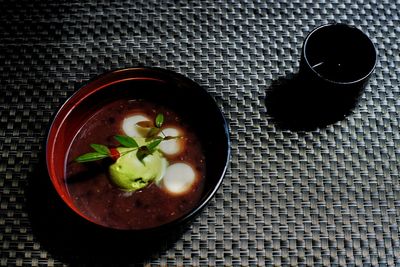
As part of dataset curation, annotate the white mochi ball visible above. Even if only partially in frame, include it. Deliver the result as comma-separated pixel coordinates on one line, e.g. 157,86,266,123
162,163,196,194
122,114,151,137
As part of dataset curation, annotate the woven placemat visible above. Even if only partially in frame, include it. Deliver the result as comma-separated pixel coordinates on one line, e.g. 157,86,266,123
1,0,399,266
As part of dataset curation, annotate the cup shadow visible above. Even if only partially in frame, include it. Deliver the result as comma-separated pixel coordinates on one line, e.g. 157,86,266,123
265,73,357,131
26,154,186,265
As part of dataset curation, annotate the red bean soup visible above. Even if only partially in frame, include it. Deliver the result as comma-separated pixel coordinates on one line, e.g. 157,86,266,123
65,99,206,230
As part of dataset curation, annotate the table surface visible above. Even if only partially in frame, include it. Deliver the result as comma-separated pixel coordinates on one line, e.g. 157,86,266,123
1,0,399,266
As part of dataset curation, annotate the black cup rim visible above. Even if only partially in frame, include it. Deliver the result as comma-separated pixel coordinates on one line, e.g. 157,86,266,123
302,23,377,85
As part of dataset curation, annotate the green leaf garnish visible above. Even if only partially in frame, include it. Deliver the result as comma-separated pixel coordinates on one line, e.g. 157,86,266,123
136,121,154,128
163,136,181,140
136,146,151,162
90,144,110,155
146,127,161,140
114,135,139,148
75,152,108,163
155,113,164,128
147,137,163,151
75,112,172,165
136,137,163,164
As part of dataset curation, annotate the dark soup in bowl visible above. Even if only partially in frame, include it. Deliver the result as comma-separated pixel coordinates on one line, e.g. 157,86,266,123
66,99,206,229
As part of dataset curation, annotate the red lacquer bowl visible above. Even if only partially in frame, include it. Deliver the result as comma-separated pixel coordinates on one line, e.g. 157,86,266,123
46,67,230,233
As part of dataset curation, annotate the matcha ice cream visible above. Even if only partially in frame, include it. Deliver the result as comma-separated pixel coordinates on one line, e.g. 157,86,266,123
109,145,167,192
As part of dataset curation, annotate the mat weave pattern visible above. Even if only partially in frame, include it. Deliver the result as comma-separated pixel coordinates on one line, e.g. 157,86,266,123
1,0,399,266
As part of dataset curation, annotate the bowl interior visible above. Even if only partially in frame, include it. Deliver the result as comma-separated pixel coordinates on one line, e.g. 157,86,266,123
46,68,230,230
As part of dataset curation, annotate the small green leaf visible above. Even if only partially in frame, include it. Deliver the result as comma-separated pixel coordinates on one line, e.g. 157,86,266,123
136,137,162,163
163,136,181,140
90,144,110,155
146,127,161,140
136,146,150,163
155,113,164,128
114,135,139,148
75,152,108,163
147,137,163,152
136,121,154,128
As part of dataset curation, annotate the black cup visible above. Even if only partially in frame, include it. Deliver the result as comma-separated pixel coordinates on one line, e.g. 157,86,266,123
265,23,377,130
299,23,377,113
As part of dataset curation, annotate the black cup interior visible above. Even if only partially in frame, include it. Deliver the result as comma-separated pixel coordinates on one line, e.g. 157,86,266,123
303,24,376,83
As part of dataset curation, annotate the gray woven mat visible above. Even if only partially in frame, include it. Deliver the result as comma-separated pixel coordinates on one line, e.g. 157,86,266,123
1,0,399,266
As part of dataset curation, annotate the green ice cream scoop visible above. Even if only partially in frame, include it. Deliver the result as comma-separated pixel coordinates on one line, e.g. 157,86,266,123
109,145,167,192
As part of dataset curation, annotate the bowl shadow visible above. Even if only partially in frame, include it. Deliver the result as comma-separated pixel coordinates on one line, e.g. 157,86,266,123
265,73,357,131
27,67,230,265
27,154,187,265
